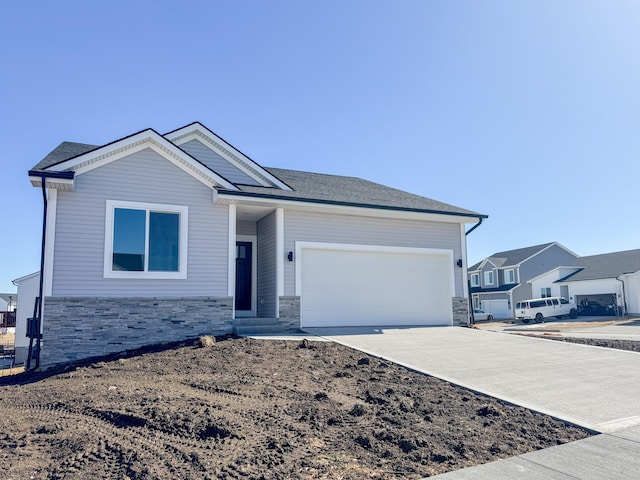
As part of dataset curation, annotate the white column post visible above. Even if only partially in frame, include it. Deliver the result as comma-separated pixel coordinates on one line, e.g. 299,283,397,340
276,208,284,318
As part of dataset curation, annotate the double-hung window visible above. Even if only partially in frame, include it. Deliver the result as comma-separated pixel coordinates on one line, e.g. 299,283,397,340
105,200,188,279
504,268,515,284
470,273,480,287
484,271,494,285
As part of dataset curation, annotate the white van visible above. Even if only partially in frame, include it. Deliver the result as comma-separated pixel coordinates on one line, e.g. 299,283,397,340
515,297,577,323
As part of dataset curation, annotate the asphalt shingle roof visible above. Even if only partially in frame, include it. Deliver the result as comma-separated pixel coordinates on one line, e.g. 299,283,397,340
226,167,482,217
469,242,556,270
557,249,640,282
33,141,485,218
32,141,99,170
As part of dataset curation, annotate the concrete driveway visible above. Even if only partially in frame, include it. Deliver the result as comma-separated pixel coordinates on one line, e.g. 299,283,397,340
303,326,640,433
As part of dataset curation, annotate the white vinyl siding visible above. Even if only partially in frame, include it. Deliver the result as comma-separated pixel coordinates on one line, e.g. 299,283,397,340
179,139,261,186
52,148,229,296
282,209,463,297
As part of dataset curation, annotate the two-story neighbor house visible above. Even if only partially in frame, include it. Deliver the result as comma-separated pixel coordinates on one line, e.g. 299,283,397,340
468,242,579,319
29,122,486,366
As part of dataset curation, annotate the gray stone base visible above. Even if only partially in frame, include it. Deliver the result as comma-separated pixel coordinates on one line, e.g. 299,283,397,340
278,296,301,330
452,297,470,326
42,296,233,367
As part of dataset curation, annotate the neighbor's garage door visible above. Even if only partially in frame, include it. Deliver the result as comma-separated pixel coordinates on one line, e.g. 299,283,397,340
298,244,454,327
481,299,511,319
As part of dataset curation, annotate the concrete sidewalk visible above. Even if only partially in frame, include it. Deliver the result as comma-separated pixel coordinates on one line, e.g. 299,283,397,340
303,326,640,479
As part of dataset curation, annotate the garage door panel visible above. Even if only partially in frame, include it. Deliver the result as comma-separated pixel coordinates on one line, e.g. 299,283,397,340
300,247,453,327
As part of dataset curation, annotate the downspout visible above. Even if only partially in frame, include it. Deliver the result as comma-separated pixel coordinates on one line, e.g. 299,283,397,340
32,181,48,370
26,170,74,370
465,217,484,236
616,276,627,317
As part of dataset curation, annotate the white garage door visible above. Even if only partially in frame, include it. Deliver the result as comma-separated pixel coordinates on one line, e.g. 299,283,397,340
298,244,454,327
480,299,511,319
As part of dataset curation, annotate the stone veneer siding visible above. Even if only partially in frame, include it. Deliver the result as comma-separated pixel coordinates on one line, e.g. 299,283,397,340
278,296,301,331
41,297,233,367
452,297,470,326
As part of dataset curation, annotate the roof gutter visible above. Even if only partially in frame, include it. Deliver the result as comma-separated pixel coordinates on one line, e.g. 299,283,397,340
217,190,489,220
465,217,484,236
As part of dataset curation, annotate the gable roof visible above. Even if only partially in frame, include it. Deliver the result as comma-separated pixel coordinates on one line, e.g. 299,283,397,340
469,242,571,270
165,122,292,190
31,129,238,190
31,123,486,220
557,249,640,282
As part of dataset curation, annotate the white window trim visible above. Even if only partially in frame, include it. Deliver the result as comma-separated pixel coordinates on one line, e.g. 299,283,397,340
104,200,188,279
504,268,515,284
484,270,494,285
470,273,480,287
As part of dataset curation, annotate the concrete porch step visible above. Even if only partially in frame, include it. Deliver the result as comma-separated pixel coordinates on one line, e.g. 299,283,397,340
233,318,297,335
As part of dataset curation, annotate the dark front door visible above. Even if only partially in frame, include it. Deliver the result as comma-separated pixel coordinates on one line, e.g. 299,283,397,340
235,241,252,311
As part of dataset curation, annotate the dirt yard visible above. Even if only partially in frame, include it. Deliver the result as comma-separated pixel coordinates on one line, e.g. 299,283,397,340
0,335,595,480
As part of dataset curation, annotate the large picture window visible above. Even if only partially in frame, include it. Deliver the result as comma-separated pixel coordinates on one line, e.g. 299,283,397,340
105,200,188,278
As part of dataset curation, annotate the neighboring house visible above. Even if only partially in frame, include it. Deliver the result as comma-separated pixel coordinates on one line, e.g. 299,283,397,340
0,292,17,330
529,249,640,315
468,242,579,319
0,293,17,312
12,272,40,365
28,122,487,366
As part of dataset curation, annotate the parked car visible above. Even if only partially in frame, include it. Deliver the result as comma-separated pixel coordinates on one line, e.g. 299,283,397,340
578,301,607,316
578,301,622,317
515,297,577,323
472,309,494,322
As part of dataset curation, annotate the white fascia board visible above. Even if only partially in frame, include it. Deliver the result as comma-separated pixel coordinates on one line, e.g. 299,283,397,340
215,192,474,224
12,271,40,284
47,130,238,190
165,123,292,191
29,177,74,190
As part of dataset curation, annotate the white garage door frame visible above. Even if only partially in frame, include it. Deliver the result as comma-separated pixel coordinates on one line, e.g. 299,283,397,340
295,241,455,328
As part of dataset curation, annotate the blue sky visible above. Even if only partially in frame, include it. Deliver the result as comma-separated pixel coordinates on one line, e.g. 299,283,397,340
1,0,639,293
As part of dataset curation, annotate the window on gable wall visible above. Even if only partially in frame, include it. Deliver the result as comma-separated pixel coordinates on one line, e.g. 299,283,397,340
105,200,188,279
504,269,515,284
470,273,479,287
484,271,494,285
541,287,551,298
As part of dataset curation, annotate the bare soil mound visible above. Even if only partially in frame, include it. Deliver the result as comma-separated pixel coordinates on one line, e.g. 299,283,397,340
543,336,640,352
0,336,590,479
